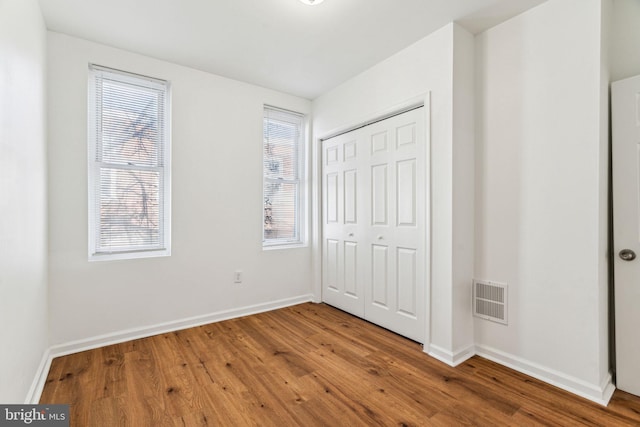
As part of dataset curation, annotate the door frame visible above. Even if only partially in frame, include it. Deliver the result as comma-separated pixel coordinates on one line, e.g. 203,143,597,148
311,92,431,345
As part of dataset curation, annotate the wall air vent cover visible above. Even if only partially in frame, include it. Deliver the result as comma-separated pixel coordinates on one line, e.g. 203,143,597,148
473,280,508,325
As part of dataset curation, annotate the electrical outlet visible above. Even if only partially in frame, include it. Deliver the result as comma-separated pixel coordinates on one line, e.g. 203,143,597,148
234,270,243,283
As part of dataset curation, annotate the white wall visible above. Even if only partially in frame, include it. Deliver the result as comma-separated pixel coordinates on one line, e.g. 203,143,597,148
47,33,312,346
474,0,612,402
610,0,640,82
312,23,477,364
0,0,49,403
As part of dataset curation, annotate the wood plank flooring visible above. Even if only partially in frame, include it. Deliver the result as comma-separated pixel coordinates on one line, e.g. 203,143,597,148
40,303,640,426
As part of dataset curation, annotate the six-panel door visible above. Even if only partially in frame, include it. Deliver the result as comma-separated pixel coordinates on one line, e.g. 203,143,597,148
322,107,426,342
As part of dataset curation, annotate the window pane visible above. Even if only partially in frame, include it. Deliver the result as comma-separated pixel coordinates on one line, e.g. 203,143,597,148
99,80,163,167
264,181,298,241
98,167,161,250
263,118,298,180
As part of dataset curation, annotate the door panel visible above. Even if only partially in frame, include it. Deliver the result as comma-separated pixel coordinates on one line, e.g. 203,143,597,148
326,173,339,223
397,122,416,148
344,241,358,297
322,133,364,317
325,239,339,291
397,159,416,227
322,107,426,342
397,247,417,318
344,140,357,159
371,164,388,225
371,244,389,307
344,169,358,224
613,75,640,397
371,131,388,153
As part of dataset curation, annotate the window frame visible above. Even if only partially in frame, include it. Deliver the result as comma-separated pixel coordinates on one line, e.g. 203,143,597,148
87,64,171,261
262,105,306,249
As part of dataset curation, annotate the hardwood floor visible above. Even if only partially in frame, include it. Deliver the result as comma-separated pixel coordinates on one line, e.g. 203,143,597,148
40,303,640,426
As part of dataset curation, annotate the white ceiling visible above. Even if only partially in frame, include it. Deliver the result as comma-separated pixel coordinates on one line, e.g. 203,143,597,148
38,0,545,100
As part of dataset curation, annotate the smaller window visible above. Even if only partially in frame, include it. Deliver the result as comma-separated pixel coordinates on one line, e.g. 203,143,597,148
263,106,305,247
88,65,171,260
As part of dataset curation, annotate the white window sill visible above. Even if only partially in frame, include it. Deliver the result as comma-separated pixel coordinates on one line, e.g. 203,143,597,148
89,248,171,262
262,242,307,251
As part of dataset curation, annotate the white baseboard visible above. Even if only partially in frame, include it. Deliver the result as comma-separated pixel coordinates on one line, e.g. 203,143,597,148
426,343,476,367
30,294,314,403
25,347,53,404
475,344,615,406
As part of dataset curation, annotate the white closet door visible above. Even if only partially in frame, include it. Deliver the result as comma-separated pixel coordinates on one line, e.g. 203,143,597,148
322,131,365,317
322,107,426,343
362,109,426,342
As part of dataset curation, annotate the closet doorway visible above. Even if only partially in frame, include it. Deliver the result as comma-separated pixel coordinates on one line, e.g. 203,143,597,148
321,106,427,343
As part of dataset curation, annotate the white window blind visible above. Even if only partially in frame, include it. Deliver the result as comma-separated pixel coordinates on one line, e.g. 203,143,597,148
263,106,305,246
88,64,171,260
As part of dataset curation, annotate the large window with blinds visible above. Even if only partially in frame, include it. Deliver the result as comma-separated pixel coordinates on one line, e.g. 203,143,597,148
263,106,305,247
88,65,171,260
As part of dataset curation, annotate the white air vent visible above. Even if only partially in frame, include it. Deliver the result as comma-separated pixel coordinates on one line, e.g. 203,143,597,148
473,280,508,325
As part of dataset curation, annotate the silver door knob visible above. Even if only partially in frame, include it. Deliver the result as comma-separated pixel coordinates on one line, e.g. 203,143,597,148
377,235,384,240
619,249,636,261
348,233,354,237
